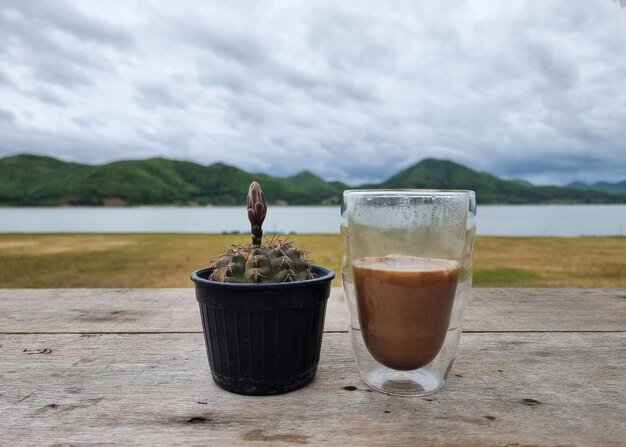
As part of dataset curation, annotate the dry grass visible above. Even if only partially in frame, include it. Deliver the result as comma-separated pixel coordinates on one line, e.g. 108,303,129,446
0,234,624,288
473,237,626,287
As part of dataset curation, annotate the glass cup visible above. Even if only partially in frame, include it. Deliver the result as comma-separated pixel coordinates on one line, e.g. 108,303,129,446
341,190,476,396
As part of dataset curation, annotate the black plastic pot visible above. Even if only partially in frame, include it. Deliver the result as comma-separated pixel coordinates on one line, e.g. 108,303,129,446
191,266,335,395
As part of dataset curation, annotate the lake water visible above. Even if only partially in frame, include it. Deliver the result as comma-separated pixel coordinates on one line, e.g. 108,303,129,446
0,205,625,236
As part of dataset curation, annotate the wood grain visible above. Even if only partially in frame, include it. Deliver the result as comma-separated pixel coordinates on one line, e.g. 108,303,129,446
0,288,346,334
465,287,626,332
1,332,624,446
1,288,625,333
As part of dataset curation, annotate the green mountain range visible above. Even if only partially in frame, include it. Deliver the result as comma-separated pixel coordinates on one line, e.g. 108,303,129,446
567,180,626,194
0,154,624,206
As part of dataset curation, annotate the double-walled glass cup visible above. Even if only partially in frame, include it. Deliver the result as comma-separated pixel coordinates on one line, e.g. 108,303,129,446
341,190,476,396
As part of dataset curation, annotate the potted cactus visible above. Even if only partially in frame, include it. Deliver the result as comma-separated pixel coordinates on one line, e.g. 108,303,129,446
191,181,335,395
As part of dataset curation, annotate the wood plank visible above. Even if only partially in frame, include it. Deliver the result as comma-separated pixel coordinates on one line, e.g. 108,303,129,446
466,287,626,332
1,332,624,446
0,288,347,334
1,288,625,334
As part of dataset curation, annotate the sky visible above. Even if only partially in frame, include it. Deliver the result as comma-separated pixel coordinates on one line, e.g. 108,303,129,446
0,0,625,186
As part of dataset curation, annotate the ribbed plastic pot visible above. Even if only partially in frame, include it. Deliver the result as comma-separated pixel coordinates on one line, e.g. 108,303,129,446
191,266,335,395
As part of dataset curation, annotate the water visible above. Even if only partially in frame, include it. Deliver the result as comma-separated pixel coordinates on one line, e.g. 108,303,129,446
0,205,625,236
477,205,626,236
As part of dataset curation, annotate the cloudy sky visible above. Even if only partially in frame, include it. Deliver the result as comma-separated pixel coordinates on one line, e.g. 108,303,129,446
0,0,625,186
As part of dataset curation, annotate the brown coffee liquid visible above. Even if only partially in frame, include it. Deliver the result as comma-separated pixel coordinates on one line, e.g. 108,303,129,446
354,255,460,371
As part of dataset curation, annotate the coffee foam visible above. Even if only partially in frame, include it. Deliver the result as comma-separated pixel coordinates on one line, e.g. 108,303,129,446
353,255,459,272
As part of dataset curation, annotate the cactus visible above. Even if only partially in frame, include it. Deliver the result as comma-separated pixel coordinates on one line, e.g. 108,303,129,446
209,182,315,283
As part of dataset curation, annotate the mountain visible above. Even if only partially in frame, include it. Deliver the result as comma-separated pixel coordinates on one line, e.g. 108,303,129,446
285,171,349,204
567,180,626,194
0,154,623,205
0,155,346,206
0,154,90,205
513,179,534,187
365,158,624,204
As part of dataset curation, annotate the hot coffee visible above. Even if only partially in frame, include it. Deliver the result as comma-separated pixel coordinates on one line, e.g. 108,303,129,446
353,255,460,371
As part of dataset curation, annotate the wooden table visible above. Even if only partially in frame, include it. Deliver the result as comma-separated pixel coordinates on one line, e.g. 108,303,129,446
1,288,625,446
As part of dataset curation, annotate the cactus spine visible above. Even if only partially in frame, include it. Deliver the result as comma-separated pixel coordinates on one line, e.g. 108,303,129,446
209,182,314,283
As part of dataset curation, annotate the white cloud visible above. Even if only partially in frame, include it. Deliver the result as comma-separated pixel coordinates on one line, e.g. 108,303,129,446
0,0,625,185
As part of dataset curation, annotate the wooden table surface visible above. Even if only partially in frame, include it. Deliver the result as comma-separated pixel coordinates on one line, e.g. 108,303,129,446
1,288,625,446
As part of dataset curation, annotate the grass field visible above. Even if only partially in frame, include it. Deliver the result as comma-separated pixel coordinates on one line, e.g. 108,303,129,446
0,234,624,288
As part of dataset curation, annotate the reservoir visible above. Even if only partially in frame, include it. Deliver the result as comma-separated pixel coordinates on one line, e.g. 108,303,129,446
0,204,625,236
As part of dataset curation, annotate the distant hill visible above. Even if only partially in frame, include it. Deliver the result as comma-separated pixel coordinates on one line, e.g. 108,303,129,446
0,154,90,205
567,180,626,194
367,158,624,204
513,179,534,187
0,154,347,206
0,154,623,205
